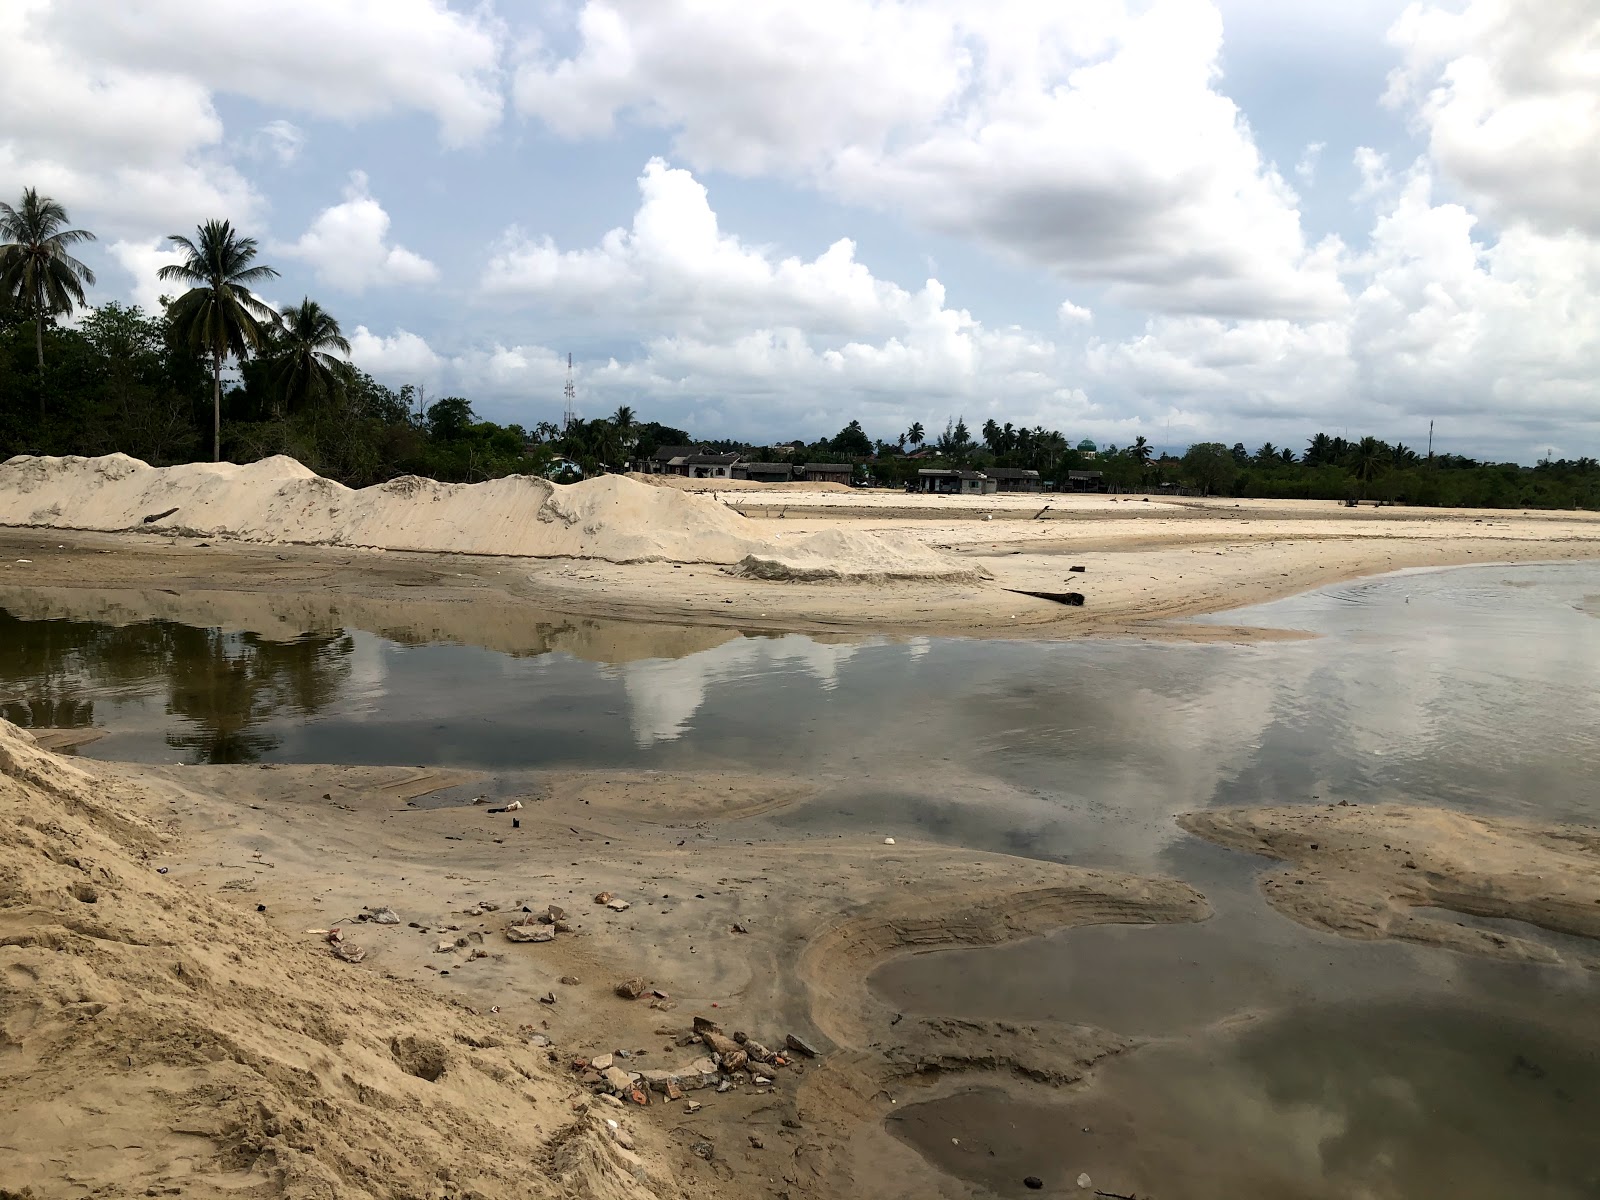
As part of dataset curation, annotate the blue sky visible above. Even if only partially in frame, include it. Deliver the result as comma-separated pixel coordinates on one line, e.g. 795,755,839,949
5,0,1598,462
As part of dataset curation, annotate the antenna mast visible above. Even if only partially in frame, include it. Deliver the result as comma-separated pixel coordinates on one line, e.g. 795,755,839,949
563,353,576,430
1427,419,1434,460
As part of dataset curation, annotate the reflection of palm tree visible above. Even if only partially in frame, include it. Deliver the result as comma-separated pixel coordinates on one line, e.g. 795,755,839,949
163,627,353,764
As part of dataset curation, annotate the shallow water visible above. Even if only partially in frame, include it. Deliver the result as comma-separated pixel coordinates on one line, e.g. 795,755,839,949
3,560,1600,1196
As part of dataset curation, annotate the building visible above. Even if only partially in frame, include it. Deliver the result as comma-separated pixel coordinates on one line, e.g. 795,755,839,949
917,468,997,495
984,467,1042,493
645,445,700,475
801,463,854,485
683,452,742,479
732,462,795,483
1076,438,1099,461
1066,470,1106,492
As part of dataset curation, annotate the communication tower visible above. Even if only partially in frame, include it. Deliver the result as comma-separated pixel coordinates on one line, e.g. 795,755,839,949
563,353,577,429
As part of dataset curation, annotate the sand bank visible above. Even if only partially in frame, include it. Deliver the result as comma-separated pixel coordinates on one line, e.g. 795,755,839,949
1181,804,1600,969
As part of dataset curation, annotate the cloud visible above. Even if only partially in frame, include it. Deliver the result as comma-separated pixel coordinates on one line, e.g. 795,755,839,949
1058,301,1094,325
484,158,956,340
253,120,305,166
515,0,1347,320
39,0,505,146
1386,0,1600,236
280,172,439,292
0,0,503,249
108,240,187,314
1295,142,1325,184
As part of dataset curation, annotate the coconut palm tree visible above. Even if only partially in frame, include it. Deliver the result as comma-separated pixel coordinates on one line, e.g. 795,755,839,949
1131,435,1152,466
271,297,351,417
159,219,280,461
907,421,925,450
0,188,97,392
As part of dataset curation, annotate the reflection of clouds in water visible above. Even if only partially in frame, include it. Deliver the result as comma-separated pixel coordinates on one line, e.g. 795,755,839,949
620,635,871,747
341,631,391,717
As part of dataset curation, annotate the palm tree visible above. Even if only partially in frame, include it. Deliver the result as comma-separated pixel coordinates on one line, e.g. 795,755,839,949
271,298,350,417
1353,436,1386,497
159,219,280,461
610,405,637,458
908,421,925,450
1131,435,1152,466
0,188,97,392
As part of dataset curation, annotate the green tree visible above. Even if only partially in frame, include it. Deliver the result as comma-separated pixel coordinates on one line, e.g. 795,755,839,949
1182,442,1238,496
907,421,925,449
426,396,475,441
159,219,280,461
1130,435,1152,466
831,418,873,456
0,188,97,394
272,298,351,417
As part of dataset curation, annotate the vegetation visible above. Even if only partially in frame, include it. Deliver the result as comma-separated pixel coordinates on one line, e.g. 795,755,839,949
1,186,1595,512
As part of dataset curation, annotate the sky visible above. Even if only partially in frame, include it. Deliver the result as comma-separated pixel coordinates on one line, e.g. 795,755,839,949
4,0,1597,463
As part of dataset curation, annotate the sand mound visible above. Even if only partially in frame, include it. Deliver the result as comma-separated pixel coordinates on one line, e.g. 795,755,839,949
731,527,982,583
0,455,971,581
0,453,765,563
0,719,672,1199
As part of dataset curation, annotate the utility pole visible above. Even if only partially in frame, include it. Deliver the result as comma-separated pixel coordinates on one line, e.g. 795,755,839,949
1427,419,1434,461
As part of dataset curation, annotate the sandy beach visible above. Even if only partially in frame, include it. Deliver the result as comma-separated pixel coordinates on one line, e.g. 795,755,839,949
4,457,1600,1199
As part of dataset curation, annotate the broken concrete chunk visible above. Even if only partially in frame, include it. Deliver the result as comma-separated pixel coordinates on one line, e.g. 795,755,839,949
367,906,401,924
504,922,555,943
593,891,614,905
330,942,367,964
614,977,647,1000
602,1066,636,1093
784,1034,819,1058
605,898,631,912
435,940,456,953
591,1053,614,1070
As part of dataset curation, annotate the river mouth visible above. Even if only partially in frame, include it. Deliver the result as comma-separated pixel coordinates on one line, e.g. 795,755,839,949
2,563,1599,1197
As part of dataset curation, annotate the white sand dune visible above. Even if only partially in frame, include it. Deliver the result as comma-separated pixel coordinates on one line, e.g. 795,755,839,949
0,453,973,581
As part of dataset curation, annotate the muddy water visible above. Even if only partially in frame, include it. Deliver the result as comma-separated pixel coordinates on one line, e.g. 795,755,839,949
3,561,1600,1197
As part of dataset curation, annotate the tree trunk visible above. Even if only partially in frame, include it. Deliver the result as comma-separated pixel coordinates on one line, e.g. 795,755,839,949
35,287,45,420
212,352,223,463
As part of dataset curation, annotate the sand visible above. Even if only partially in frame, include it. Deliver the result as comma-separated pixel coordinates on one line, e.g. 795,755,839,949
1181,804,1600,968
0,721,671,1200
0,454,967,582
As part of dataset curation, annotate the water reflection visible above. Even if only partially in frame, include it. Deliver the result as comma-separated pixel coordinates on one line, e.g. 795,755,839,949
0,611,351,764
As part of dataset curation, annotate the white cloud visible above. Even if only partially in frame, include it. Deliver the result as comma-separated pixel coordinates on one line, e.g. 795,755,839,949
484,158,955,340
281,172,439,292
515,0,1348,320
253,120,305,166
40,0,505,146
348,326,444,381
108,240,187,315
1386,0,1600,236
1058,300,1094,325
1295,141,1325,184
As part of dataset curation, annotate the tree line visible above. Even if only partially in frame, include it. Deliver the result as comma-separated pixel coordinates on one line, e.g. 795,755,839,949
3,188,1595,509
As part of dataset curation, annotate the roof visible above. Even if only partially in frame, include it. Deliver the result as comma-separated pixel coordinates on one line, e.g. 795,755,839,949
739,462,793,472
1067,470,1103,479
803,462,853,472
686,453,741,465
985,467,1040,479
653,444,700,461
917,468,990,479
